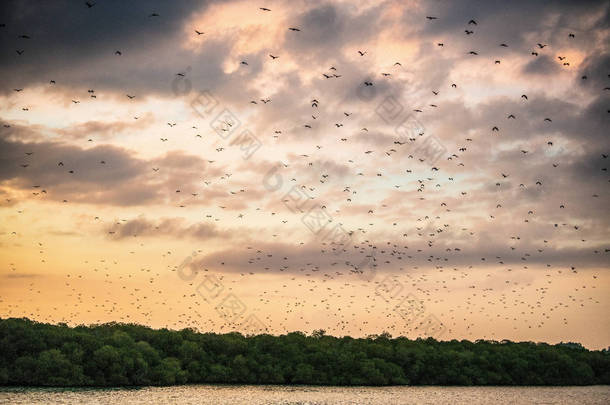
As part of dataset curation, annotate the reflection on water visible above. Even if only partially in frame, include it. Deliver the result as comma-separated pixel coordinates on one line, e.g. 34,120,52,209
1,385,609,404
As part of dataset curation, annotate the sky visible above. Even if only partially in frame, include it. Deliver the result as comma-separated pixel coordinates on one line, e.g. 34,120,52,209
0,0,609,349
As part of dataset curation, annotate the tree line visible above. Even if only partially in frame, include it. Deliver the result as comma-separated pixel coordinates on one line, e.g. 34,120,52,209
0,318,608,386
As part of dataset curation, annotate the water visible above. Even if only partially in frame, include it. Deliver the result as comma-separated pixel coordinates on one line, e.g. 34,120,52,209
1,385,609,404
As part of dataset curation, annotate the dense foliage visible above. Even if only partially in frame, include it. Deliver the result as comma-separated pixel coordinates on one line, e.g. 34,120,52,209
0,318,608,387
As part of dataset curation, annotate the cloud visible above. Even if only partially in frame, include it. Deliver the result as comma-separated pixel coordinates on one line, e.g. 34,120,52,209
0,0,221,96
3,273,41,279
186,235,610,276
283,2,384,63
522,55,560,75
106,216,222,240
0,130,223,206
56,117,153,140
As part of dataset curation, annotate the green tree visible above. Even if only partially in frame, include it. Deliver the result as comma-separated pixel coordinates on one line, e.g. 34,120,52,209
0,317,608,387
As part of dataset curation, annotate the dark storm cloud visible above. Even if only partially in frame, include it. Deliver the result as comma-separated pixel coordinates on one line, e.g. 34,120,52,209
0,0,222,95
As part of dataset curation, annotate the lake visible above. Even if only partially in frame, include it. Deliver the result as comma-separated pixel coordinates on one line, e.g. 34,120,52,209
1,385,609,404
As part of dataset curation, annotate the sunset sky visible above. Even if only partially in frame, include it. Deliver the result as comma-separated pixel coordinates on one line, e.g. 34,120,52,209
0,0,609,349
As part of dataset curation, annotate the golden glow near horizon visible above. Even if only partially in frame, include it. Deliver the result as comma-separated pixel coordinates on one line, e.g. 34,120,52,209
0,0,609,348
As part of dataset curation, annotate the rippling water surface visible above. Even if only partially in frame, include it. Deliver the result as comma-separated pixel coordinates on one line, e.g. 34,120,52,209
1,385,609,404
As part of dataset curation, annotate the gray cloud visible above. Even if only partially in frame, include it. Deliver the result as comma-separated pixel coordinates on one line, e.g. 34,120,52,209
522,54,561,75
0,129,223,206
3,273,41,279
0,0,223,95
187,235,610,276
106,216,222,240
